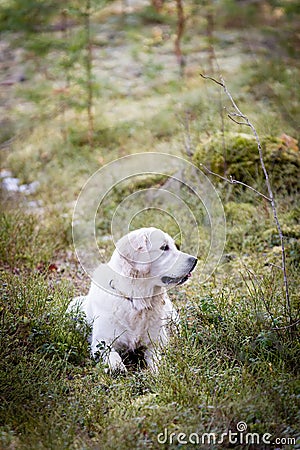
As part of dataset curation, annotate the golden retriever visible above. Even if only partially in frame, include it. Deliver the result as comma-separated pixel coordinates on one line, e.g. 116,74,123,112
68,227,197,372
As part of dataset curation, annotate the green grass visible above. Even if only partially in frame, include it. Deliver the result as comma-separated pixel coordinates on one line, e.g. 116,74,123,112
1,216,299,449
1,1,300,449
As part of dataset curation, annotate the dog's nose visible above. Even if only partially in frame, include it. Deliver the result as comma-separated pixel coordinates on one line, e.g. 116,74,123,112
188,256,197,271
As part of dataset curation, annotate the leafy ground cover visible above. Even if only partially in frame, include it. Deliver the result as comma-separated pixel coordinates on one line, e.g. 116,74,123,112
0,1,299,448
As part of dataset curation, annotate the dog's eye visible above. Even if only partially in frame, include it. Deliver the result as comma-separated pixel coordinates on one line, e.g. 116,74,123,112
160,244,169,251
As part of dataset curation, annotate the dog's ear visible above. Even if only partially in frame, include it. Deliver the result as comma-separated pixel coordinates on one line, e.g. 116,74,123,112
117,230,151,278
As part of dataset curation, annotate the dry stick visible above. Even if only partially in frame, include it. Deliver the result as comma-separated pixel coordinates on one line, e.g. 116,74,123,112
199,163,272,202
175,0,185,77
271,318,300,331
200,73,292,329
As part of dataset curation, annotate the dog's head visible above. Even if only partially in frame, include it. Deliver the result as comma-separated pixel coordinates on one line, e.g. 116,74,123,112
108,227,197,287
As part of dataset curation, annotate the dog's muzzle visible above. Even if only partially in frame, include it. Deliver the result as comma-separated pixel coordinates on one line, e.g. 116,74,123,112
161,256,198,286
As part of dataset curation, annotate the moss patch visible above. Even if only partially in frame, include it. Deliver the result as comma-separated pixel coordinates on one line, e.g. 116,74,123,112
193,132,300,193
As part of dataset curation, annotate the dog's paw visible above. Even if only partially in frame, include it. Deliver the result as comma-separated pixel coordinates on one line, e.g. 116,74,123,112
105,351,127,374
144,349,160,374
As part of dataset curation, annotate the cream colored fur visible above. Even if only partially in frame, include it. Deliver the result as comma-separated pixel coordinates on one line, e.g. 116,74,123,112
68,227,197,373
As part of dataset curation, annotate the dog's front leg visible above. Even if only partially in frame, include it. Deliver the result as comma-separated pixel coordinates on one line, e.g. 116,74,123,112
144,346,161,373
91,339,127,373
104,349,127,374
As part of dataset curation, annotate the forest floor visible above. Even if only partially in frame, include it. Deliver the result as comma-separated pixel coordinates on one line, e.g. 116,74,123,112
1,1,300,449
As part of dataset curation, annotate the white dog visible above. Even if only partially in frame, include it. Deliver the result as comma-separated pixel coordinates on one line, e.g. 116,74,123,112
68,227,197,372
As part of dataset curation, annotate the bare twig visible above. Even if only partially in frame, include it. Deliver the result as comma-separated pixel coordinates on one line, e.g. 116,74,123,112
199,163,272,201
267,262,283,270
175,0,185,76
227,115,248,126
200,73,292,329
200,73,222,86
272,319,300,331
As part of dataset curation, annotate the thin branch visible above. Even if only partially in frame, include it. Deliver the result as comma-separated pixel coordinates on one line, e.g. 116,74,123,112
200,72,292,329
272,319,300,331
227,115,248,126
200,73,223,86
267,262,283,270
175,0,185,76
199,163,272,201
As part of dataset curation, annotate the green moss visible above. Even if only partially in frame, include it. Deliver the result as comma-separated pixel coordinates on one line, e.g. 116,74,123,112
225,201,257,223
193,132,300,192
